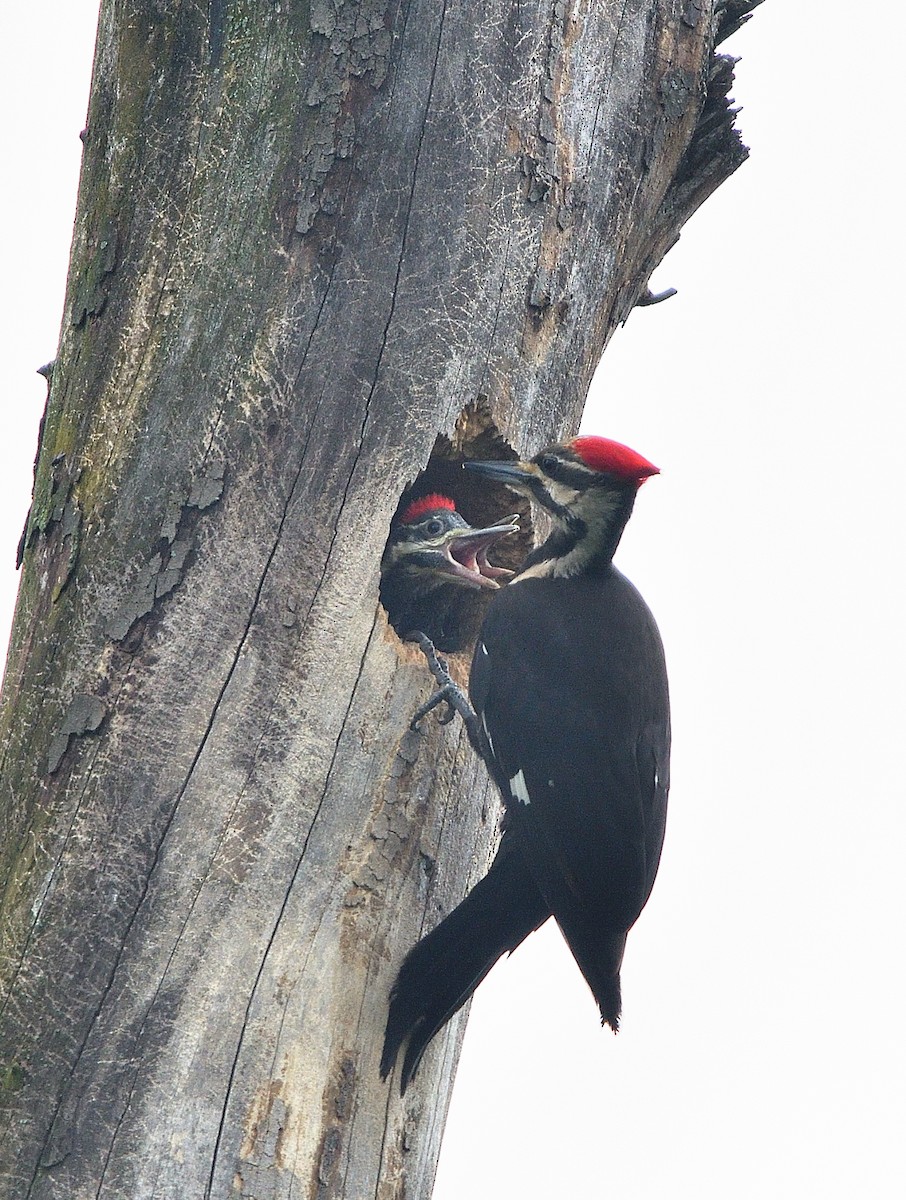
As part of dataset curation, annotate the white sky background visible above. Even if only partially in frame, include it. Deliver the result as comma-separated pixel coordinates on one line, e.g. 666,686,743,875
1,4,903,1198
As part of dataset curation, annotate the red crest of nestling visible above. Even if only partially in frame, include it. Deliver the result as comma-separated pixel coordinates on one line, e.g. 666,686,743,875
568,435,659,482
400,493,458,524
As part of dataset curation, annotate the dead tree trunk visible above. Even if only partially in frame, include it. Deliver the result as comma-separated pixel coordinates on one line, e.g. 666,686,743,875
0,2,754,1196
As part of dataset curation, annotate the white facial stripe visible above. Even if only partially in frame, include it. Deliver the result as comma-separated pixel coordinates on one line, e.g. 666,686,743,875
510,560,556,583
544,479,581,509
509,768,531,806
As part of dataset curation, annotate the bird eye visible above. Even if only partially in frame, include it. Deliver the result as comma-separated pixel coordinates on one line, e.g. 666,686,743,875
538,454,558,473
425,519,443,536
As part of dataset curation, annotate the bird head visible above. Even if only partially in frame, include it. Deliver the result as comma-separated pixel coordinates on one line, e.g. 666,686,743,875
464,436,658,528
382,494,519,593
464,437,659,577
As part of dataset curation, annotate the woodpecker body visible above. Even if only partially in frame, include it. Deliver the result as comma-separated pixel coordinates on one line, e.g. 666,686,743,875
382,436,669,1092
471,560,668,1029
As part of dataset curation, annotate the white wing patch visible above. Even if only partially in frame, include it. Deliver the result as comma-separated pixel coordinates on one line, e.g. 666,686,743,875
509,768,531,806
481,712,495,756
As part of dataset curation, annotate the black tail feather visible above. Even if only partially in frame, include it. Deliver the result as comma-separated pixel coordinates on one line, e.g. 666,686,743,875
381,834,549,1093
498,814,631,1033
553,914,627,1031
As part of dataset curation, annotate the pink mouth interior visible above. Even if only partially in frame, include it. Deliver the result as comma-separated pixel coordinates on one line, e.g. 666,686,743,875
447,527,516,588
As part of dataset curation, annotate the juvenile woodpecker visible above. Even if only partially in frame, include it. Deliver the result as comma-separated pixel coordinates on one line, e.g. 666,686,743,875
382,436,670,1092
380,494,518,651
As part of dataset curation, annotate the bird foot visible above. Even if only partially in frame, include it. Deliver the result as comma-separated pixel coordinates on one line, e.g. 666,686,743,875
410,682,466,728
406,631,489,759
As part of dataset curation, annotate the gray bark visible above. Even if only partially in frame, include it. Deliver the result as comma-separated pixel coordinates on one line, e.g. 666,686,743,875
0,1,754,1196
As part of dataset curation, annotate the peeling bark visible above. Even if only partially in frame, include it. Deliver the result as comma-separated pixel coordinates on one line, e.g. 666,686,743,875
0,1,756,1197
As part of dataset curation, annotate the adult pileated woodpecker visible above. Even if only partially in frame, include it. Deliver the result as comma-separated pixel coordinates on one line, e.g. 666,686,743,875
382,436,670,1093
380,494,518,652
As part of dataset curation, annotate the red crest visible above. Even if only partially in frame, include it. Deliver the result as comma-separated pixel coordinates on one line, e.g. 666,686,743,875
568,436,659,481
400,493,457,524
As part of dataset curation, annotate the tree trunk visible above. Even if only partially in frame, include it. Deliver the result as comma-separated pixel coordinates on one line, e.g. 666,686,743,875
0,1,752,1196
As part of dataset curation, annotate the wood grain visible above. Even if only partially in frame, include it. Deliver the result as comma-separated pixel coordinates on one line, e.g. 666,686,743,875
0,2,755,1195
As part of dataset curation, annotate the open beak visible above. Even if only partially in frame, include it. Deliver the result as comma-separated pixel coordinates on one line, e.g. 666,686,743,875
438,519,519,589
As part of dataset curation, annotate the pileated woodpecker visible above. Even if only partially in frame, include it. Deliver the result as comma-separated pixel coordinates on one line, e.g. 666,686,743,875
380,493,518,652
382,436,670,1092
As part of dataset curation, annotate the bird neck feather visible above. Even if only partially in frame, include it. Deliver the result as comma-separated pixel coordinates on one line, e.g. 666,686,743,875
513,487,635,582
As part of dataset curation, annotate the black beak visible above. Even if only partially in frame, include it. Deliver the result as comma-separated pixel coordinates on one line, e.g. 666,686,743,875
463,459,537,487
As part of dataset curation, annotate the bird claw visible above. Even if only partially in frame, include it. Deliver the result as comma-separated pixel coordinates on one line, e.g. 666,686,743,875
409,683,462,730
405,631,489,759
